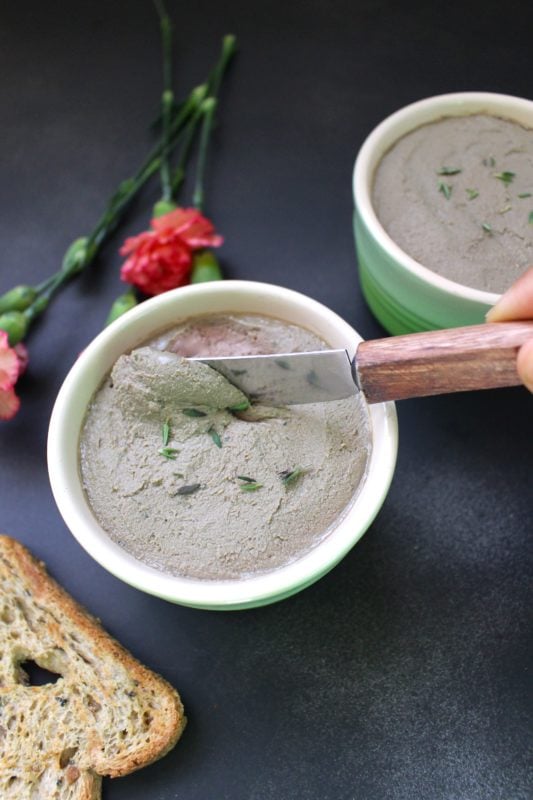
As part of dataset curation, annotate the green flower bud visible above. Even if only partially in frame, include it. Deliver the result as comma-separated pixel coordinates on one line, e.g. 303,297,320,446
0,311,28,345
162,89,174,108
190,251,223,283
201,97,217,115
191,84,208,106
222,34,237,54
62,237,89,277
0,285,37,314
105,291,138,326
153,199,177,218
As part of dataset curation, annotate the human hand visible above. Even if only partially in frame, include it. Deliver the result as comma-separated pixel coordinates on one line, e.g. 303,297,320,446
486,267,533,392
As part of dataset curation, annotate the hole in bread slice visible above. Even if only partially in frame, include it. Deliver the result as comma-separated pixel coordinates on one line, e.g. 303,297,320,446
17,659,61,686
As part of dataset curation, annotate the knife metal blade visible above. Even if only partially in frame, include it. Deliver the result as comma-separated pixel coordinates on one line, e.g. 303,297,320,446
193,349,357,405
191,320,533,405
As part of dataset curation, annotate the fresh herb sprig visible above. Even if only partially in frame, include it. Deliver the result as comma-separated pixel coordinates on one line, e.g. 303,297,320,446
279,466,305,487
237,476,263,492
175,483,201,496
493,171,515,184
208,426,222,448
159,447,179,459
182,408,207,418
227,400,250,412
437,166,462,176
438,182,452,200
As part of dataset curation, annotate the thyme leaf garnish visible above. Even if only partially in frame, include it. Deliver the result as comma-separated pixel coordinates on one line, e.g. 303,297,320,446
529,211,533,225
279,466,305,486
482,222,493,234
466,188,479,200
437,166,462,175
159,447,178,459
227,400,250,412
306,369,321,388
182,408,207,417
237,475,263,491
518,192,532,199
208,426,222,448
493,171,515,184
231,368,248,376
438,182,452,200
240,481,263,492
175,483,201,496
499,205,512,214
483,157,496,167
162,420,170,446
274,359,291,370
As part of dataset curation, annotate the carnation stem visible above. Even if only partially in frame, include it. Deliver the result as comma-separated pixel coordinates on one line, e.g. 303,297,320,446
192,98,217,212
154,0,174,202
171,105,204,197
207,34,237,98
86,88,206,258
34,274,60,294
20,86,205,335
192,34,237,211
11,36,235,341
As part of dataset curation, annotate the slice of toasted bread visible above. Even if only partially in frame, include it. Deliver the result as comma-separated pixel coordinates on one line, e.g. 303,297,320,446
0,535,186,799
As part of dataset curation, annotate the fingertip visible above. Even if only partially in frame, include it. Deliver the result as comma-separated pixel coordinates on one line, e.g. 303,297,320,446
488,267,533,323
516,338,533,393
485,305,502,323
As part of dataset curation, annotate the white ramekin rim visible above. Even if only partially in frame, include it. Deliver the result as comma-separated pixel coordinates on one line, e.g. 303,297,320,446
353,91,533,303
47,280,398,609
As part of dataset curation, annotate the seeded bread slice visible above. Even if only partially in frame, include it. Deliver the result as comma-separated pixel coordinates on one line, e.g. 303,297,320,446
0,535,186,799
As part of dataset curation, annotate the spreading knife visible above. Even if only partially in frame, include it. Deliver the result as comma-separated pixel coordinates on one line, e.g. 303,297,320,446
194,321,533,405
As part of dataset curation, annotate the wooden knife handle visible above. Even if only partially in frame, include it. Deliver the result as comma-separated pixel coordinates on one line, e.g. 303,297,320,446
355,321,533,403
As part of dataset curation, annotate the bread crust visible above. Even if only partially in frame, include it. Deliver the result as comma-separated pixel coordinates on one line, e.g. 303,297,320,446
0,535,186,796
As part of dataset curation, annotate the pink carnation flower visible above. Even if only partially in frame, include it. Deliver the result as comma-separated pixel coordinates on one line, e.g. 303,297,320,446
0,331,28,420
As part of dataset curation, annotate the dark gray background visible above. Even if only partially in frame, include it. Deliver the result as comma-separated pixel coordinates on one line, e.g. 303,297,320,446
0,1,532,798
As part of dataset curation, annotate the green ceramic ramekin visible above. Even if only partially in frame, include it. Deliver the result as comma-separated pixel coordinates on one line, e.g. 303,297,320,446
353,92,533,334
